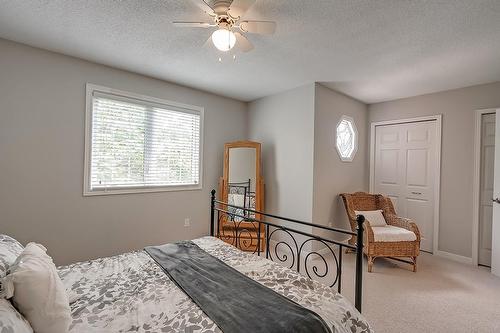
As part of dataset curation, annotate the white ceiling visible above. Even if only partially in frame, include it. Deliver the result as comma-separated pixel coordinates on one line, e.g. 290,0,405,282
0,0,499,103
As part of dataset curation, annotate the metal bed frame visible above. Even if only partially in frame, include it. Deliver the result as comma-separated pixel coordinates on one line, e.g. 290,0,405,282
210,189,365,312
227,180,251,221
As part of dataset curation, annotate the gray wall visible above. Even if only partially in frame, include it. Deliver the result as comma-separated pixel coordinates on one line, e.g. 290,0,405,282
247,83,369,240
0,39,247,265
3,37,499,264
228,148,256,191
369,82,500,258
312,84,369,238
247,84,316,225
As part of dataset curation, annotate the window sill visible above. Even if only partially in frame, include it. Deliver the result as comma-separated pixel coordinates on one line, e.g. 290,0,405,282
83,184,202,196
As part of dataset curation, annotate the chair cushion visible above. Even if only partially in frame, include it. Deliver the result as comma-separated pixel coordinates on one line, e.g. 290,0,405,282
372,225,417,242
354,209,387,226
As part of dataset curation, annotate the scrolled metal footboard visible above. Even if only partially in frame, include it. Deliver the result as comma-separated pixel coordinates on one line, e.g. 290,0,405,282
210,189,365,312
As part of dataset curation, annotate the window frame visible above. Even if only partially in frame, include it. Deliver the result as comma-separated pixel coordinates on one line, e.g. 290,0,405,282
83,83,204,196
335,115,358,162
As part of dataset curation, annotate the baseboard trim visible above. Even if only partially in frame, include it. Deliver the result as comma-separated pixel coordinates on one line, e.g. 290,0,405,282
435,250,473,264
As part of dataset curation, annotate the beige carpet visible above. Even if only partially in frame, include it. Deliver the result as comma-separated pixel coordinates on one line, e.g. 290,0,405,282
330,252,500,332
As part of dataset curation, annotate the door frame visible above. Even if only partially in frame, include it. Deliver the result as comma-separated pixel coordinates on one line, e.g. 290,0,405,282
472,108,498,266
369,115,442,254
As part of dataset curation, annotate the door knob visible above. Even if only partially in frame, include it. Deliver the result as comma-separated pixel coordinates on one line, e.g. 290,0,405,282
492,198,500,204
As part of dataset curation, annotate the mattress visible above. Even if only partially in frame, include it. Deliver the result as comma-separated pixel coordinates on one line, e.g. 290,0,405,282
58,236,372,333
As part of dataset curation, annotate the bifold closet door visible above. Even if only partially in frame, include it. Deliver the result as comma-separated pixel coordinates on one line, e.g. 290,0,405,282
373,120,438,253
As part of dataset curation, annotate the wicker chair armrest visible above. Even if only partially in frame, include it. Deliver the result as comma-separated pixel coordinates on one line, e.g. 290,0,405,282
348,211,358,221
385,215,421,241
360,218,374,243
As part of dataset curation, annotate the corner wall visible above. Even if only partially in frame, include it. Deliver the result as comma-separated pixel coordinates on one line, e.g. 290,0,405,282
312,84,369,237
247,84,316,225
247,83,370,237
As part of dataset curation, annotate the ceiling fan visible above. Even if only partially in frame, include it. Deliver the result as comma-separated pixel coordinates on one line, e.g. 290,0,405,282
173,0,276,53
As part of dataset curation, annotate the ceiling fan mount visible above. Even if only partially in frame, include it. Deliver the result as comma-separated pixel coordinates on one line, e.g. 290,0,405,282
173,0,276,54
211,0,234,16
214,15,235,30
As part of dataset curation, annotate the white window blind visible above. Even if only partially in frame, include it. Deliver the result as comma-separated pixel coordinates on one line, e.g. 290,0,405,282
85,85,202,195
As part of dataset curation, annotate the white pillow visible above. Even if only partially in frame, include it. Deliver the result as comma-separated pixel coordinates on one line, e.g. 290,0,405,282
354,209,387,227
2,243,71,333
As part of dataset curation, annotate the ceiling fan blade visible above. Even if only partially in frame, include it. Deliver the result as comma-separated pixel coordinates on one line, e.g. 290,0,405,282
172,21,213,28
228,0,256,18
203,35,213,48
239,21,276,35
234,32,254,52
189,0,215,15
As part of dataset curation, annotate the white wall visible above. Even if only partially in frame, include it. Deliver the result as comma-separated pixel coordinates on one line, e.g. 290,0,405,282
369,82,500,258
0,38,247,265
247,84,316,224
312,84,369,238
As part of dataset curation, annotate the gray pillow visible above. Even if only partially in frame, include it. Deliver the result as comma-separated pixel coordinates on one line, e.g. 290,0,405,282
0,236,30,333
0,235,24,279
0,298,33,333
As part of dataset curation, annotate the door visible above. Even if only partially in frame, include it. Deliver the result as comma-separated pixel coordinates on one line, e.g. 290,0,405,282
479,113,495,266
491,110,500,277
373,120,439,253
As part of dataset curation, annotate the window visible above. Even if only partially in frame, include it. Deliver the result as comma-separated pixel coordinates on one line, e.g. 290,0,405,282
335,115,358,162
84,84,203,195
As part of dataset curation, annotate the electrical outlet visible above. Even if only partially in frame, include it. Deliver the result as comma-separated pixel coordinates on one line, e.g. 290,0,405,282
184,218,191,227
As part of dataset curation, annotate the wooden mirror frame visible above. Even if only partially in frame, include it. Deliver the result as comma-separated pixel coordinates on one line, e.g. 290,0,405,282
219,141,265,251
220,141,263,212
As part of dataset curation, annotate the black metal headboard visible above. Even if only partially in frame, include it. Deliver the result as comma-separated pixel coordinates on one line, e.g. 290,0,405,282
210,189,365,312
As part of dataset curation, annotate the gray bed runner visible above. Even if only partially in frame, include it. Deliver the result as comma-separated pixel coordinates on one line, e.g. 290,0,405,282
145,241,332,333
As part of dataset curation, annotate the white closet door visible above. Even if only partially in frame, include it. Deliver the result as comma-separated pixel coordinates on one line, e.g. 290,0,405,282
373,124,405,213
374,120,438,253
491,110,500,277
479,113,495,267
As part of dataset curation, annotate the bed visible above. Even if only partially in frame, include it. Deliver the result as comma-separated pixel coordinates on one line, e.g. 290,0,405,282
56,191,371,332
2,191,372,332
59,236,371,332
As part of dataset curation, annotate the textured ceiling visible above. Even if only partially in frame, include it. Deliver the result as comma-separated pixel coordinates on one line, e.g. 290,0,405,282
0,0,499,103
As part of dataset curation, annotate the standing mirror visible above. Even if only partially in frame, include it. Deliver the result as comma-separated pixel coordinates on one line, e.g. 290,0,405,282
219,141,264,251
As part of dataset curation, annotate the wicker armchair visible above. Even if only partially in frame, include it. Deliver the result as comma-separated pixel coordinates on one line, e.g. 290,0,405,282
340,192,420,272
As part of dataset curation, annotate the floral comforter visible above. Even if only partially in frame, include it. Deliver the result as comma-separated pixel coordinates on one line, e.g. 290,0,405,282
59,236,372,333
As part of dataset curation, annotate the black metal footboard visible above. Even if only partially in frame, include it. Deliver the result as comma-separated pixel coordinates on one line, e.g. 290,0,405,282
209,190,365,312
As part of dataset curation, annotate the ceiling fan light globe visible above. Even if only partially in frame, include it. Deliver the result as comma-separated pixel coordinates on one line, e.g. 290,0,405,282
211,29,236,52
